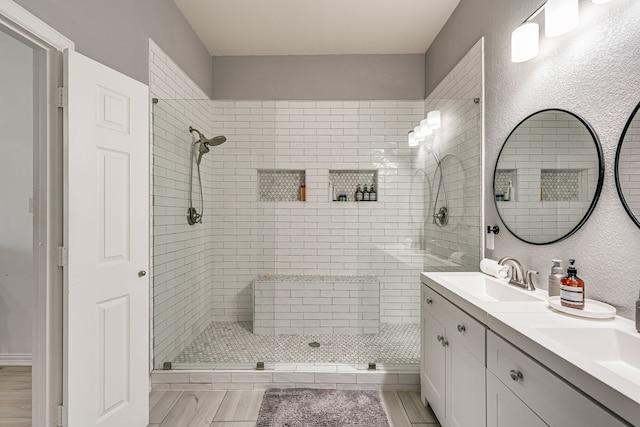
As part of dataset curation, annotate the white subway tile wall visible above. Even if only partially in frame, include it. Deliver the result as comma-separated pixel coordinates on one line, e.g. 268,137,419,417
617,111,640,216
496,111,599,242
207,99,426,326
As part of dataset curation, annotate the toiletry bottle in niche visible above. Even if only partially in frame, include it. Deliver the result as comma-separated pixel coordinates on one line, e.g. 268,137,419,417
560,259,584,309
548,259,563,297
363,184,370,201
355,184,363,202
370,184,377,201
329,182,334,202
504,181,512,201
299,184,306,202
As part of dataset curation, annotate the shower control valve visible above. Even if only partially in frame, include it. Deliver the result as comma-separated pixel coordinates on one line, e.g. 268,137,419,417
187,207,202,225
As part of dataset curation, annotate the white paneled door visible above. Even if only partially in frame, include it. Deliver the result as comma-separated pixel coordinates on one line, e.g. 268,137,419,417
64,49,149,427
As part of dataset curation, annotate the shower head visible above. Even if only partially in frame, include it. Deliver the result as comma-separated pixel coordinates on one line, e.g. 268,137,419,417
189,126,227,147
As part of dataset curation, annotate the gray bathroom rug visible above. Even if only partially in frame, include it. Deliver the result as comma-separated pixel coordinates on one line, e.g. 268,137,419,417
256,387,390,427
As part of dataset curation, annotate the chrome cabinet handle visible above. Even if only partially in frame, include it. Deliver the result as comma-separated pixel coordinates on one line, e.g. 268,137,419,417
138,270,147,277
437,334,444,342
426,298,433,305
457,324,466,333
510,369,523,381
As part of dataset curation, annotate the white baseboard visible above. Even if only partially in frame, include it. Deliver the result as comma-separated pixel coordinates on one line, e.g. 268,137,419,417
0,353,32,366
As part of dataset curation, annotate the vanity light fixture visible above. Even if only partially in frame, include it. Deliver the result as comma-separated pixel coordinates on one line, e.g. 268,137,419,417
545,0,579,37
511,0,605,63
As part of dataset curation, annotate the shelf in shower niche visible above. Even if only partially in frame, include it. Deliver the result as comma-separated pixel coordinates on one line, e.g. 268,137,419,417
329,169,378,202
258,169,306,202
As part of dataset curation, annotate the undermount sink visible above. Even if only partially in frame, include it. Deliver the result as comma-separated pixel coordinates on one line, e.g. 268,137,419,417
534,327,640,383
434,273,544,302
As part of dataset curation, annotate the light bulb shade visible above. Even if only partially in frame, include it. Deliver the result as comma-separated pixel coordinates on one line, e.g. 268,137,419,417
414,125,423,139
408,131,419,147
545,0,579,37
511,22,539,63
419,119,433,135
427,111,441,129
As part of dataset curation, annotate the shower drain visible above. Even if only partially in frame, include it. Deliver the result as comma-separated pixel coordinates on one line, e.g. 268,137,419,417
308,342,320,348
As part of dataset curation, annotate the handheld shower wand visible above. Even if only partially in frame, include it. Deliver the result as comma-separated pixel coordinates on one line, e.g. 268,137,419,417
187,126,227,225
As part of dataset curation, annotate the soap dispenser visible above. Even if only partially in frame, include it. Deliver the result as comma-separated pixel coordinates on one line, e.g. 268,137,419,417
560,259,584,310
548,259,563,297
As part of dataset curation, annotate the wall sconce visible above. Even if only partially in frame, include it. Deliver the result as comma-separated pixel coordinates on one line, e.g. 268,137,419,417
427,111,441,129
545,0,579,37
408,110,441,147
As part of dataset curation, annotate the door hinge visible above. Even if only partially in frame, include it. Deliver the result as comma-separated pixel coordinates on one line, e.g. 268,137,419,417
57,86,67,108
57,405,67,427
57,246,68,267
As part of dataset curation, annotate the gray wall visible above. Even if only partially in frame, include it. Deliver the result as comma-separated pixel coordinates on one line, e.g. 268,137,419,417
426,0,640,318
15,0,214,97
0,30,33,358
211,54,425,100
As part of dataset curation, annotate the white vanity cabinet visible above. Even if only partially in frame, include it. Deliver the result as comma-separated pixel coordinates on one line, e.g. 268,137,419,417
486,331,628,427
421,284,486,427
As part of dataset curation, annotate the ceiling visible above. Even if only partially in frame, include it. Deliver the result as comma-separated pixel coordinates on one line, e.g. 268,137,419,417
173,0,461,56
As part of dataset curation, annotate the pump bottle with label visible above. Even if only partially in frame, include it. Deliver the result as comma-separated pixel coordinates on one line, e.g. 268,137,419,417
560,259,584,309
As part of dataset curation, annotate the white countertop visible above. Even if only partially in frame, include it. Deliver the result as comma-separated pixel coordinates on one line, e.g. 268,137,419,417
420,271,640,426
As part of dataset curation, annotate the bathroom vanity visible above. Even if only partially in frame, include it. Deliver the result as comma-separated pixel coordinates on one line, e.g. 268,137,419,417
420,272,638,427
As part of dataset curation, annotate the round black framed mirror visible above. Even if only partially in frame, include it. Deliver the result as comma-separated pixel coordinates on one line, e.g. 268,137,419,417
615,101,640,229
493,109,604,245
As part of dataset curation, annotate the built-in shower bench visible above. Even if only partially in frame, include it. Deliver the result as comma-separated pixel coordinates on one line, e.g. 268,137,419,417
252,275,380,335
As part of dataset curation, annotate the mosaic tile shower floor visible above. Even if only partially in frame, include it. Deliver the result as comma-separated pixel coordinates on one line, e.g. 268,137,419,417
173,322,420,366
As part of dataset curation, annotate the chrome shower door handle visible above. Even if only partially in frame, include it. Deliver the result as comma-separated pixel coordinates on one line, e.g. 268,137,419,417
138,270,147,278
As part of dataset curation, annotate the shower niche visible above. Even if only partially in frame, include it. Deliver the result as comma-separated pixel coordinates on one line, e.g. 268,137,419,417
329,169,378,202
258,169,306,202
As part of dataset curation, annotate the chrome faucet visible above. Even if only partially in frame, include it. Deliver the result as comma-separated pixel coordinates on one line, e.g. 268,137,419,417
498,257,538,291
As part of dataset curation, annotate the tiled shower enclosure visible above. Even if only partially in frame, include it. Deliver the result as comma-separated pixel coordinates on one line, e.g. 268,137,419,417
149,40,483,371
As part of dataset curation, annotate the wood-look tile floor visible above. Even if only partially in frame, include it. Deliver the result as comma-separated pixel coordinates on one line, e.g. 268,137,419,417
0,366,31,427
0,367,439,427
149,389,440,427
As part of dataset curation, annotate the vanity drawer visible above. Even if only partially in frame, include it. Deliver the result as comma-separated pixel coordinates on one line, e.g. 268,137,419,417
421,283,448,319
487,331,628,427
421,283,485,362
